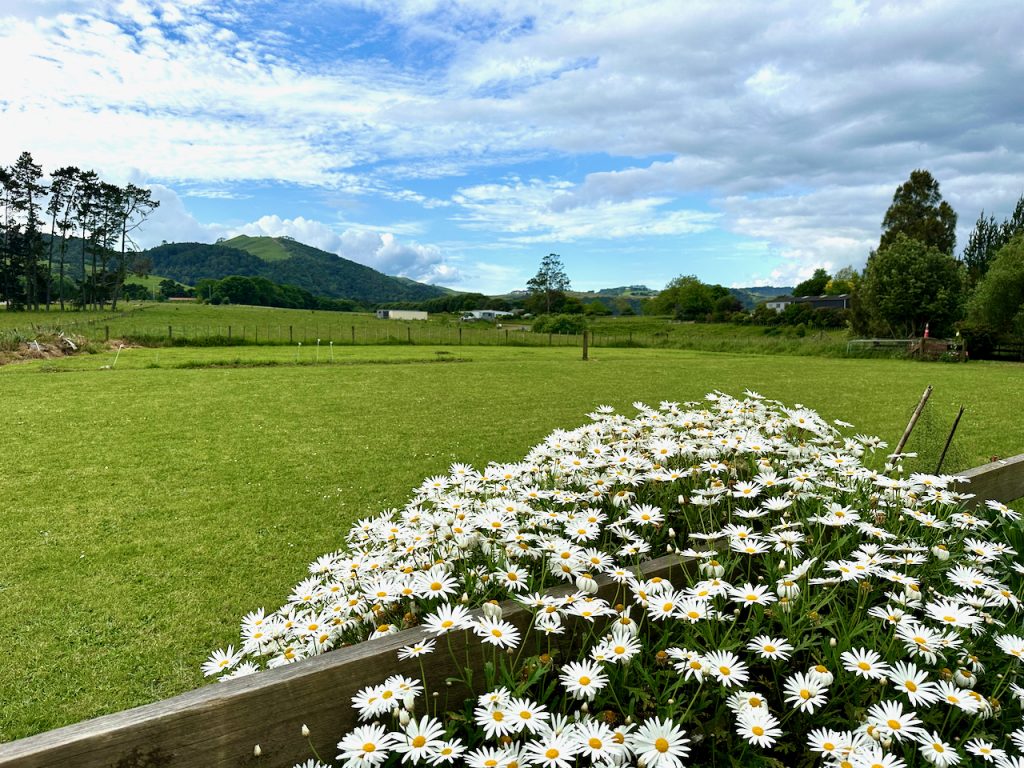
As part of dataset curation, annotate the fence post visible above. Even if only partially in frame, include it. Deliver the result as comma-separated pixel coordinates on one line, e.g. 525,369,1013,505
407,326,412,343
351,326,356,344
105,325,109,341
583,330,589,360
289,326,293,343
228,325,232,341
548,332,553,346
168,325,172,340
459,326,463,345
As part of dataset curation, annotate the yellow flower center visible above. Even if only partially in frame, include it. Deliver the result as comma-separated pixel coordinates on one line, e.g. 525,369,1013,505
905,680,918,692
412,736,426,748
362,743,376,753
545,748,559,759
589,737,603,749
800,689,811,700
858,661,871,670
887,719,901,730
752,726,765,736
655,737,670,753
579,676,591,686
719,666,731,676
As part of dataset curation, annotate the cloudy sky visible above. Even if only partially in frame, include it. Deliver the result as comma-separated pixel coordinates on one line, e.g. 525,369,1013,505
3,0,1023,293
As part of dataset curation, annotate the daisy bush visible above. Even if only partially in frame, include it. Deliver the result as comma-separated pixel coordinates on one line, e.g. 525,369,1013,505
206,392,1024,767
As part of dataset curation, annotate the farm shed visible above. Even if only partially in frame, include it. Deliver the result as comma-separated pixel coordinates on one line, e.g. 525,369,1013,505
375,309,428,320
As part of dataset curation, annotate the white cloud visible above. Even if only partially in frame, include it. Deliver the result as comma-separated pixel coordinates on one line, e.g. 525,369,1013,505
451,176,719,242
8,0,1024,289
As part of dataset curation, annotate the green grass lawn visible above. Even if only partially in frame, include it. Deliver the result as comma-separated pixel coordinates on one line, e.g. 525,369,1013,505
1,303,858,356
2,346,1022,741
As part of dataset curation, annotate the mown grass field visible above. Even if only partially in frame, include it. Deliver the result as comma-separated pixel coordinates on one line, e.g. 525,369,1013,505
2,344,1022,742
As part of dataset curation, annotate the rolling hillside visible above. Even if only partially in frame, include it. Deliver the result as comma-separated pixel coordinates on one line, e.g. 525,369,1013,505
145,236,449,305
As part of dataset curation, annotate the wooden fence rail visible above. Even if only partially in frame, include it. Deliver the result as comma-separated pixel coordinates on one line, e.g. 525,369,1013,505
2,455,1023,768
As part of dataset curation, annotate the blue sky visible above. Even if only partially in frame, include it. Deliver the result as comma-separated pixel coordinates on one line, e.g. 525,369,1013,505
3,0,1023,294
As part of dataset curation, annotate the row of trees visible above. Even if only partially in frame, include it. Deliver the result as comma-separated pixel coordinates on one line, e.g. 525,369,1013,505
194,275,358,311
848,170,1024,343
0,151,159,311
640,170,1023,349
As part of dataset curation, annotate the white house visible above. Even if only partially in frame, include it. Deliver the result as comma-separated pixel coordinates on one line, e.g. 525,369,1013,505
375,310,428,320
460,310,515,321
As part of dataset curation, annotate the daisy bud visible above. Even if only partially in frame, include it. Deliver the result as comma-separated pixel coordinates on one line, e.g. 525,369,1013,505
482,600,502,620
301,724,310,737
253,744,262,757
881,736,892,749
576,575,599,595
829,637,837,647
581,702,589,713
403,693,416,711
668,527,676,537
460,593,470,604
931,544,950,560
399,709,410,726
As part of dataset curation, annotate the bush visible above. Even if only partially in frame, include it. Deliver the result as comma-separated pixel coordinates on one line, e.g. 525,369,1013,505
210,394,1024,767
531,314,588,335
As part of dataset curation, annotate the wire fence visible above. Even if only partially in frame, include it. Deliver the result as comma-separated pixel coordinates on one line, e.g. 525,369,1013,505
1,316,854,356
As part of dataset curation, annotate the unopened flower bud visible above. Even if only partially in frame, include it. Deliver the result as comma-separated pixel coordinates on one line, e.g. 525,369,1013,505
253,744,262,757
482,600,503,620
399,709,411,726
301,724,310,737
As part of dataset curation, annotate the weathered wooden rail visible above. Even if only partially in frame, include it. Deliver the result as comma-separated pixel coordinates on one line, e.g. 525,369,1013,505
2,454,1022,768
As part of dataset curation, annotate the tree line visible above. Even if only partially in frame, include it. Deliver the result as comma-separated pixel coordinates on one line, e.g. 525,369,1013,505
0,151,159,312
643,170,1024,352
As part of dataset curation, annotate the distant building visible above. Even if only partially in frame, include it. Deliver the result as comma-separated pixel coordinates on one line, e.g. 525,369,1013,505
765,294,850,312
460,310,515,321
375,309,428,320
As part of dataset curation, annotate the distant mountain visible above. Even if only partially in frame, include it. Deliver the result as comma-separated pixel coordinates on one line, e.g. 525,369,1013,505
144,236,449,305
729,285,794,310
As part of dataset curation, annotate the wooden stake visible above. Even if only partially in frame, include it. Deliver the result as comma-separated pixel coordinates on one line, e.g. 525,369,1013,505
894,385,932,456
935,405,966,474
582,329,589,360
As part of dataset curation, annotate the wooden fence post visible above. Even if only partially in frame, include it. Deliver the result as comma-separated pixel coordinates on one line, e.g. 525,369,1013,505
289,326,293,343
582,330,589,360
168,325,172,340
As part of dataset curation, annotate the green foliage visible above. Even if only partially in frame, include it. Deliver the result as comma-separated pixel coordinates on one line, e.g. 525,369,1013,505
856,233,965,337
583,299,612,316
147,238,447,305
967,234,1024,340
879,169,958,254
525,253,571,314
792,268,830,297
649,275,736,320
960,196,1024,288
531,313,587,334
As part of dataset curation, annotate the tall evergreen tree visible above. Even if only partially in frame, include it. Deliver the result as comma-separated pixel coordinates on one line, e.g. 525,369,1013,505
73,170,101,309
10,152,48,310
526,253,571,314
46,165,82,311
880,169,958,255
109,183,159,310
960,195,1024,289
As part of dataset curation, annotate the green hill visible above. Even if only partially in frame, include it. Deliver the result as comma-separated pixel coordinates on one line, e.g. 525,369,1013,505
145,237,449,305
